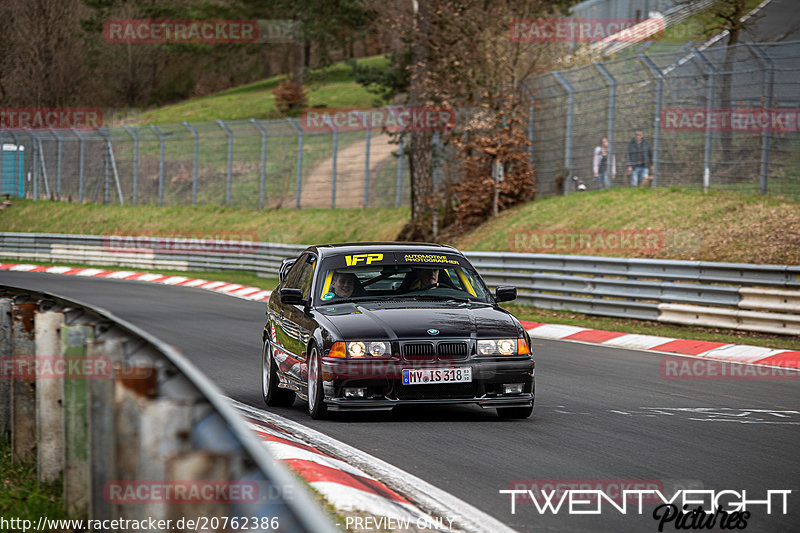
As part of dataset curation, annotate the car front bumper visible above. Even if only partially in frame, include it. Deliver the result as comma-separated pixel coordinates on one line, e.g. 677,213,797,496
321,357,534,411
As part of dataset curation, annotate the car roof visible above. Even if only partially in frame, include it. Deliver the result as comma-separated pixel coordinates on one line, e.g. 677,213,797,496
304,242,460,257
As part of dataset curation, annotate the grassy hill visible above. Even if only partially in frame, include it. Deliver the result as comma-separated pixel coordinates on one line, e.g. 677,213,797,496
113,55,390,125
2,187,798,265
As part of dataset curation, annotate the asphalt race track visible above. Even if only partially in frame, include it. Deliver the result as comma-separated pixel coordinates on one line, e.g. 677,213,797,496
2,272,798,533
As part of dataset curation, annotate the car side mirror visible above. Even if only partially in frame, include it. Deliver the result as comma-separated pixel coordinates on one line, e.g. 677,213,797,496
280,287,304,305
279,258,296,283
495,285,517,303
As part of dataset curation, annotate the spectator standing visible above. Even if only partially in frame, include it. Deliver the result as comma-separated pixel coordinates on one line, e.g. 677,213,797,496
625,129,653,187
593,137,616,188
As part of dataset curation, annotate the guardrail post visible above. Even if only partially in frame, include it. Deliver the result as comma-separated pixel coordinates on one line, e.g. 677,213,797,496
249,119,268,210
114,362,157,521
0,297,12,441
693,49,716,192
123,126,139,205
640,54,664,188
87,328,126,522
150,125,166,206
61,318,94,515
35,308,66,483
10,300,37,461
216,120,234,206
747,44,775,195
140,398,192,522
287,118,304,209
594,63,616,188
72,129,86,203
554,72,574,194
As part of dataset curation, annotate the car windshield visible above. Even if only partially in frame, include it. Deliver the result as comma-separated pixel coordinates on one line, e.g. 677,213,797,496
315,261,491,305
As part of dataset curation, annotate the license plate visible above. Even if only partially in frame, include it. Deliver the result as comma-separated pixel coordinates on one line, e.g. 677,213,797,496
402,367,472,385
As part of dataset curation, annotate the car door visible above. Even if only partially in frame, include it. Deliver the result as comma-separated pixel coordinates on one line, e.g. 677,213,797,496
275,252,318,387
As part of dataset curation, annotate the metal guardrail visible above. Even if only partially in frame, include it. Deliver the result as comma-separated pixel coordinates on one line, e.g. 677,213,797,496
1,232,799,335
0,284,336,532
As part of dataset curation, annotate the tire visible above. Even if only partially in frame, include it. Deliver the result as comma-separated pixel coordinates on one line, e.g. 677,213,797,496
262,338,295,407
307,345,328,420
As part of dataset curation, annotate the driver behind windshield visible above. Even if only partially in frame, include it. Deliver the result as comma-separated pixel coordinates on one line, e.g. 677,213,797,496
416,268,439,289
330,271,356,298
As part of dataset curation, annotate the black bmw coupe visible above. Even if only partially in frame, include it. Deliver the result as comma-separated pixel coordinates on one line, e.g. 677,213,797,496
261,242,534,419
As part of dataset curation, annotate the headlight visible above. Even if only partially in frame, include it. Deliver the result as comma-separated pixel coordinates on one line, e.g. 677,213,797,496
346,341,389,358
477,339,518,356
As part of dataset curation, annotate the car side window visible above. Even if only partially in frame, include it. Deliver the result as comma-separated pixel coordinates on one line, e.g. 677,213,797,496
285,253,316,299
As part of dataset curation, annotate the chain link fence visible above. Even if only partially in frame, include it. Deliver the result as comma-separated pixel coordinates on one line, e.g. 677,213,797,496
0,118,411,209
523,40,800,198
2,41,798,207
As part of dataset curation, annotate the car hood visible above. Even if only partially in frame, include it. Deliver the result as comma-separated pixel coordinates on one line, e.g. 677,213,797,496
315,301,521,340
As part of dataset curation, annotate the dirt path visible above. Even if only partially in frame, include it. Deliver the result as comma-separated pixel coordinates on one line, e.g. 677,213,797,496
300,133,396,208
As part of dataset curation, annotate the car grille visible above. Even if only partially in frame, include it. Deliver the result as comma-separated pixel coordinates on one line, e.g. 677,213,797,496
403,343,436,360
402,341,469,361
437,342,468,359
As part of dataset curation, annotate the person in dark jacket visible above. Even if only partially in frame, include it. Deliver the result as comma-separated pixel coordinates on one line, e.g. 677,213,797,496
625,129,653,187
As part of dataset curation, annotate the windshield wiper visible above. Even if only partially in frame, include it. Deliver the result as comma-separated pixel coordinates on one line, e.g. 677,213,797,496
412,294,473,303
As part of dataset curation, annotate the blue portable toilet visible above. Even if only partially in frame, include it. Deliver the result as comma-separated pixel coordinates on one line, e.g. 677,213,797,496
1,144,25,197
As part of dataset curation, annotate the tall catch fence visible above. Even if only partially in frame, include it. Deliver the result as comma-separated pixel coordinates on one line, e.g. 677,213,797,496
0,118,411,209
1,42,798,207
523,40,800,198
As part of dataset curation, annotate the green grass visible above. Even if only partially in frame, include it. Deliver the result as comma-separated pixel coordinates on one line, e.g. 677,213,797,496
0,438,72,526
453,187,800,265
119,55,390,125
505,304,800,352
0,200,409,245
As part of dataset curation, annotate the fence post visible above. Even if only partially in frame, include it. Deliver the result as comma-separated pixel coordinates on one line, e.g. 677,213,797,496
183,122,200,206
527,103,535,170
287,118,304,209
34,308,65,483
249,119,268,210
123,126,139,205
150,125,166,206
640,54,664,188
99,130,124,205
321,116,338,209
594,63,616,188
87,331,125,522
62,320,94,515
748,44,774,195
51,129,63,200
32,134,39,200
363,113,371,208
72,129,86,203
396,133,404,207
10,300,37,462
693,49,716,192
554,72,574,194
0,297,12,442
217,120,234,206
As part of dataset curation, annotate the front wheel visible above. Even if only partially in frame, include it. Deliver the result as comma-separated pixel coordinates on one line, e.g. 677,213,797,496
262,338,295,407
307,346,328,420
